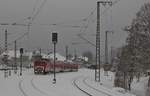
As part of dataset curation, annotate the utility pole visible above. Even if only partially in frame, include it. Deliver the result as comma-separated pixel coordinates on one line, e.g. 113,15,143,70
53,43,56,82
5,29,8,61
27,23,31,51
74,49,77,61
105,31,109,65
110,46,113,65
14,40,17,74
4,29,8,78
52,32,58,84
95,1,101,82
104,31,113,76
65,45,68,62
104,31,109,76
95,1,112,82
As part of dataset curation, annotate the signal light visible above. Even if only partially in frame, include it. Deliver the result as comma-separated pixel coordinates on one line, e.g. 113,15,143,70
20,48,23,54
52,32,58,43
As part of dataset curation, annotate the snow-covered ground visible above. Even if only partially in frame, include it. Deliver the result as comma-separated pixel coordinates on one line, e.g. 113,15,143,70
131,77,149,96
0,68,146,96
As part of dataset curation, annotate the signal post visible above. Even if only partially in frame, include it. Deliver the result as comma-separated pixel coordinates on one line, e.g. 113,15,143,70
20,48,23,76
52,32,58,84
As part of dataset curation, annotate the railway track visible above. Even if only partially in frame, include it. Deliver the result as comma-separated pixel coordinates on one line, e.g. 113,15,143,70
18,74,121,96
82,77,112,96
83,77,121,96
18,80,29,96
73,76,125,96
18,77,50,96
73,76,110,96
73,76,93,96
31,78,50,96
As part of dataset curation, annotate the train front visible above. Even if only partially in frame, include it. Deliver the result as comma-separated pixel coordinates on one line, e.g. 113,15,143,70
33,59,49,74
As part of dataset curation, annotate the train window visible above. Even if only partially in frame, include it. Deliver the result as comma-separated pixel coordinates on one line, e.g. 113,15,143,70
35,61,40,65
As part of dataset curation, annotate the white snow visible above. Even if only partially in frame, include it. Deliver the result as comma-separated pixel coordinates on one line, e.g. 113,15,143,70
45,53,66,61
0,50,33,59
0,50,67,62
78,56,88,62
0,68,145,96
131,77,149,96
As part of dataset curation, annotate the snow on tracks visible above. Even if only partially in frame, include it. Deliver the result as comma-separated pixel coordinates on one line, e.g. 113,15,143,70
31,78,50,96
19,77,50,96
19,80,29,96
84,77,124,96
73,76,92,96
73,76,128,96
73,76,109,96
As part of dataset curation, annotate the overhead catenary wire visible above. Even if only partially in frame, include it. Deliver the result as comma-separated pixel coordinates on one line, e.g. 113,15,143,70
105,0,122,18
0,0,48,52
74,7,97,47
77,34,96,47
38,7,97,30
15,0,46,24
77,7,97,36
31,0,40,18
76,0,122,47
1,0,122,52
23,0,47,50
89,0,122,22
25,0,47,39
10,0,40,25
30,0,47,22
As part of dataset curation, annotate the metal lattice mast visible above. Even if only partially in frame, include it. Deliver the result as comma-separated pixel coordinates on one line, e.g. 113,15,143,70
5,29,7,57
4,29,8,78
95,1,101,82
105,31,108,65
95,1,112,82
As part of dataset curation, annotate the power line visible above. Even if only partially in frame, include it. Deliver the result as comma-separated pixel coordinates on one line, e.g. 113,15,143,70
77,34,96,47
31,0,47,22
31,0,40,18
40,23,82,28
18,0,47,51
76,0,121,47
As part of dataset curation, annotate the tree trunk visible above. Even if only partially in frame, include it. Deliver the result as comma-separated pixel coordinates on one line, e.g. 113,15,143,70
146,87,150,96
146,76,150,96
136,72,140,82
148,76,150,87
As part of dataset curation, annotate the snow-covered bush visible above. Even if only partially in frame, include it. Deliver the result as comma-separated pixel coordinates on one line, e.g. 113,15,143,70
113,87,136,96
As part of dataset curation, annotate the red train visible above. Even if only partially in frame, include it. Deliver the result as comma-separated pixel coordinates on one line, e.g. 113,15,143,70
33,59,79,74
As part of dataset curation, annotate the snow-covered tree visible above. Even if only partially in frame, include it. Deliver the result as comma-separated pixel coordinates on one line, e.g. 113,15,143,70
114,45,134,90
115,2,150,91
125,3,150,71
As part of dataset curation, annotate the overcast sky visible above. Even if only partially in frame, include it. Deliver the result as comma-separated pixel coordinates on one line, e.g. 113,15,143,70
0,0,149,57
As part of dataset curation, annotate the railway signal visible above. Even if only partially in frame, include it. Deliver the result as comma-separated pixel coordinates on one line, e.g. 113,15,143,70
52,33,58,43
52,32,58,84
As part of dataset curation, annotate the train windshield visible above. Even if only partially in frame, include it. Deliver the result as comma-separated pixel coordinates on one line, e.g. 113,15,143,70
34,61,46,66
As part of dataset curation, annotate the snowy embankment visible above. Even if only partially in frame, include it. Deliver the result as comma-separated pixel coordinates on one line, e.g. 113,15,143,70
72,69,135,96
85,77,136,96
0,68,143,96
0,71,23,96
131,77,149,96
